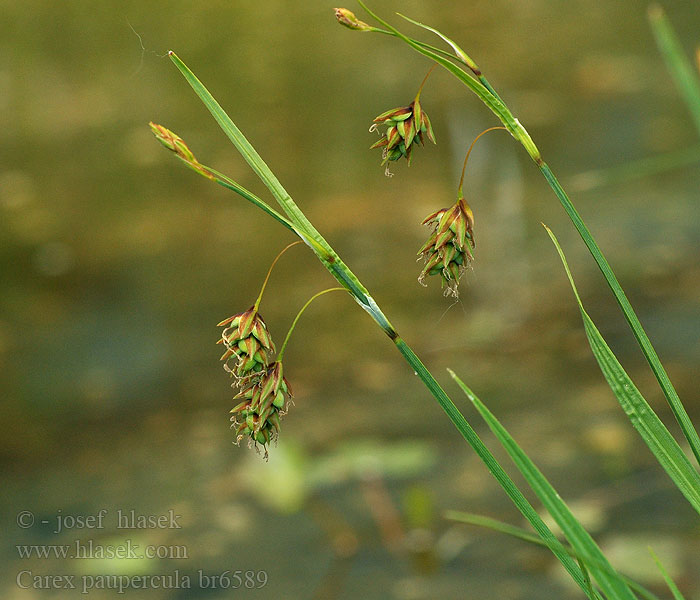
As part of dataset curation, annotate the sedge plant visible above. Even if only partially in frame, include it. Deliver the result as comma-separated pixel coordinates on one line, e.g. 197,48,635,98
150,3,699,596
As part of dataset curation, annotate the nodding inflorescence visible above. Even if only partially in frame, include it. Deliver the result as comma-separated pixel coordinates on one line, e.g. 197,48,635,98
370,101,435,175
229,361,292,453
218,309,290,457
215,244,345,458
369,65,436,176
417,127,507,297
218,308,275,381
216,243,302,457
417,197,475,297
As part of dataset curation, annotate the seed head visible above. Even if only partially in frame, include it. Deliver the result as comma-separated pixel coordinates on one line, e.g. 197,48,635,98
370,99,435,174
418,197,475,297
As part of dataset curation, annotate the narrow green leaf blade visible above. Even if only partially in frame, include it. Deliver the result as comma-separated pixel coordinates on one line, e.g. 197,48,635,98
396,12,503,101
446,510,560,548
167,51,322,244
545,225,700,516
167,52,403,335
396,13,479,73
571,144,700,192
649,547,686,600
450,371,637,599
649,4,700,137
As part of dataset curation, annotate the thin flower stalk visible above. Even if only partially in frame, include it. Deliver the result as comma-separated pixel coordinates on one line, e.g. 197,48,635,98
418,127,506,296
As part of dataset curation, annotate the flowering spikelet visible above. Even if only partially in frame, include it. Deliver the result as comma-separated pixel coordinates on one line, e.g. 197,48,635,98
149,122,215,181
217,307,275,381
334,7,372,31
418,197,475,297
370,99,435,173
230,362,293,453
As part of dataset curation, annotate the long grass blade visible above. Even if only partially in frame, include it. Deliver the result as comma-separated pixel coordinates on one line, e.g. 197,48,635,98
545,226,700,515
165,51,405,336
539,168,700,466
449,370,637,599
166,52,325,244
204,166,296,232
370,27,472,68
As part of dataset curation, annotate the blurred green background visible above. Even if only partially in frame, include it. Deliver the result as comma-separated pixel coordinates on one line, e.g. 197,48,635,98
2,1,699,598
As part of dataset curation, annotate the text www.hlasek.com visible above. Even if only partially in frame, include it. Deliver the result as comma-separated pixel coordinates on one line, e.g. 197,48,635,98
17,540,188,560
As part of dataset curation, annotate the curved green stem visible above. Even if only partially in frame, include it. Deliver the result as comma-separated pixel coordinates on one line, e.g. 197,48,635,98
277,288,347,361
371,27,470,67
168,51,397,336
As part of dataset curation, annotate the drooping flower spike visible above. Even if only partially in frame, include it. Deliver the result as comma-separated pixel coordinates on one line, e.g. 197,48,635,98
230,361,293,451
370,65,437,175
214,242,306,456
418,126,507,296
418,199,475,297
218,256,346,456
217,308,275,380
229,287,345,454
217,241,301,381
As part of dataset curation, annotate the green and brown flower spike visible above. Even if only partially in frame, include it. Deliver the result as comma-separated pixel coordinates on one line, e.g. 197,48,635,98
418,198,474,297
218,308,275,380
230,361,293,452
227,286,344,454
418,127,507,297
217,241,300,384
370,66,436,175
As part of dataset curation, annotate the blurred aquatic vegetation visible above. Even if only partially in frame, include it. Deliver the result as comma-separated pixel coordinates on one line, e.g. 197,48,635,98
238,439,438,513
237,439,443,596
